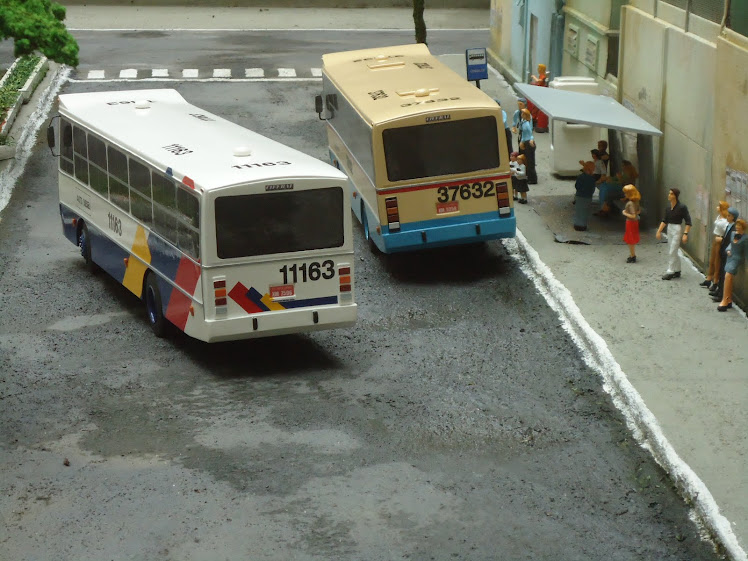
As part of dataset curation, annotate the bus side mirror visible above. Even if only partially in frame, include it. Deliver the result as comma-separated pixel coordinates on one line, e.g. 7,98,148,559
315,95,325,120
47,117,59,156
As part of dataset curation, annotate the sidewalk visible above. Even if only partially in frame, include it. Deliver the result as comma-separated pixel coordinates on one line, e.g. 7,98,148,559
439,56,748,560
3,6,746,560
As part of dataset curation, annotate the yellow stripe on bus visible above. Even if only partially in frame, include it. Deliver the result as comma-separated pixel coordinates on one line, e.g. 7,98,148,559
122,225,152,297
261,293,286,311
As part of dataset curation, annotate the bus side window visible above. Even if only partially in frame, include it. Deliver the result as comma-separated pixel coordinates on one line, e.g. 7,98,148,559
107,146,130,213
151,172,178,246
176,188,200,259
87,134,108,197
129,159,153,227
72,126,89,185
60,120,74,175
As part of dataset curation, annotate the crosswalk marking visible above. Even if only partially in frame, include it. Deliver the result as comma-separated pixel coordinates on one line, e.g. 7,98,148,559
76,67,325,81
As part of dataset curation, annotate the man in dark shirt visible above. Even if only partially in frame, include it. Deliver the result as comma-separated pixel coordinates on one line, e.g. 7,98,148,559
655,188,692,280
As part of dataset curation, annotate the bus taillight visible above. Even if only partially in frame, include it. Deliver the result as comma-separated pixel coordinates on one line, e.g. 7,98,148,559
213,277,228,314
338,264,353,302
385,197,400,231
496,181,512,216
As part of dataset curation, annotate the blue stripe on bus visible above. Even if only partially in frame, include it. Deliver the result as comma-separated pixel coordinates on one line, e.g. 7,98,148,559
248,287,271,312
89,225,129,282
59,204,78,245
146,234,182,284
379,210,516,253
282,296,339,308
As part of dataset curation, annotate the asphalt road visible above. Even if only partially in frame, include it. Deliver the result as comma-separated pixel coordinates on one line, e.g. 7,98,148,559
1,30,490,79
0,75,722,560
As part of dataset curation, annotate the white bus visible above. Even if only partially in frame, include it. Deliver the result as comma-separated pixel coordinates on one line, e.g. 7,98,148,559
47,89,356,342
316,44,515,253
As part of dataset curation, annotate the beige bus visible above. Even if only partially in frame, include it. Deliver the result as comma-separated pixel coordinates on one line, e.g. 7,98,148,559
315,43,515,253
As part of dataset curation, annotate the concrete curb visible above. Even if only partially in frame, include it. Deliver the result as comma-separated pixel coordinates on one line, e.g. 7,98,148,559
0,63,70,215
506,230,746,561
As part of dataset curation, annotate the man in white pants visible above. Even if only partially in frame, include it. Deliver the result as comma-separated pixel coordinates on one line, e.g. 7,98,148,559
656,188,692,280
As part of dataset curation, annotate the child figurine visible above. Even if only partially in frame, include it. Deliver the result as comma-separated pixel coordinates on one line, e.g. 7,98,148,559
621,184,641,263
701,201,730,288
718,218,747,311
509,151,520,201
514,154,529,204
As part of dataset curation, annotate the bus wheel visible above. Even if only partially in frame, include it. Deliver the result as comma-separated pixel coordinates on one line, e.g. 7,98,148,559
361,203,379,254
144,273,167,338
78,223,98,273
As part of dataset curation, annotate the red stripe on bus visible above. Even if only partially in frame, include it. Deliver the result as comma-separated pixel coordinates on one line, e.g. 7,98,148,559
165,257,202,330
381,175,511,194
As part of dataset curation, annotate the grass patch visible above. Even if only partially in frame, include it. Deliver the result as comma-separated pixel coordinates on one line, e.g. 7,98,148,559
0,55,42,145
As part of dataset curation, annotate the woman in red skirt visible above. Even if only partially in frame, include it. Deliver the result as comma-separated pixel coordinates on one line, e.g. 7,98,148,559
622,184,641,263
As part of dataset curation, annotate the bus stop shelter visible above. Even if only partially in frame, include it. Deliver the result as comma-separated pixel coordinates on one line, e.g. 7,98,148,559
514,84,663,226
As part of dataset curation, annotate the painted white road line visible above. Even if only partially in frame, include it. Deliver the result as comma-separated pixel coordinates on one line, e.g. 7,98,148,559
87,70,105,79
213,68,232,78
152,69,169,78
278,68,296,77
245,68,264,78
311,67,322,77
119,69,138,79
182,68,199,78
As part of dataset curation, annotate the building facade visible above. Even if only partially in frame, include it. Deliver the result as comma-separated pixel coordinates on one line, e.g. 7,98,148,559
488,0,748,306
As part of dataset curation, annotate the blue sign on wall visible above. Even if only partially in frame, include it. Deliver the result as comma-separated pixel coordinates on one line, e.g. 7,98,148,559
465,48,488,82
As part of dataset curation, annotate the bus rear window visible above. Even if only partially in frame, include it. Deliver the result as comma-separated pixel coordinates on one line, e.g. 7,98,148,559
215,187,344,259
382,116,500,182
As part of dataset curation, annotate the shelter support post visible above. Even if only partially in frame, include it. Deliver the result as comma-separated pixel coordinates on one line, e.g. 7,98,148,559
636,133,657,229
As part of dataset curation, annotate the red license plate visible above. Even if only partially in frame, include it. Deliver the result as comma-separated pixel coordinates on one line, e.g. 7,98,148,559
436,201,459,214
270,284,294,299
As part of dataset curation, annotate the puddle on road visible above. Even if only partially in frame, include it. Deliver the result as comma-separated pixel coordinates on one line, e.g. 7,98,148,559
48,311,129,332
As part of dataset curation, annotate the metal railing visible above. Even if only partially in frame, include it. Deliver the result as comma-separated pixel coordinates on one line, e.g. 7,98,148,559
657,0,747,34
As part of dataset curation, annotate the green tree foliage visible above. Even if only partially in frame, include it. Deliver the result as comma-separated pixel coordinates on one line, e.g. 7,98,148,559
0,0,79,66
413,0,427,45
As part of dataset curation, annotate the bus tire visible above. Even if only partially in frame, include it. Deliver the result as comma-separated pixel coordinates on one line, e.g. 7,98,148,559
361,203,380,254
144,272,167,338
78,222,98,273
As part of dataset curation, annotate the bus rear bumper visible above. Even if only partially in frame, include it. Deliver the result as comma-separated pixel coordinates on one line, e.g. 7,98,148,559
198,304,358,343
379,214,516,253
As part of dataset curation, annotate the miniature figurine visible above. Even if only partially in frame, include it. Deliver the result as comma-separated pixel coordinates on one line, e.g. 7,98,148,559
528,64,549,133
509,151,519,201
513,154,529,204
621,184,641,263
655,188,692,280
595,160,639,217
518,108,537,184
717,218,747,311
701,201,730,288
495,99,513,154
597,140,610,171
710,207,739,301
511,97,526,138
573,161,597,231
